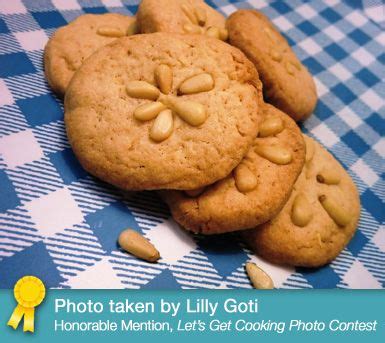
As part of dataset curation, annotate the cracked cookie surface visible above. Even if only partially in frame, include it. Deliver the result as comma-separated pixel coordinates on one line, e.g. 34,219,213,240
65,33,261,191
243,135,360,267
44,13,136,96
161,103,305,234
227,9,317,121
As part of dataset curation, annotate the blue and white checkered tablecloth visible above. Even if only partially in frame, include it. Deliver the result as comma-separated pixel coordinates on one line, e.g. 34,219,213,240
0,0,384,289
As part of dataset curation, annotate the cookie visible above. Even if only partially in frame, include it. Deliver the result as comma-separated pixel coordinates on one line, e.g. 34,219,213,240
44,13,137,96
227,10,317,121
161,103,306,234
65,33,262,191
243,136,360,267
137,0,227,40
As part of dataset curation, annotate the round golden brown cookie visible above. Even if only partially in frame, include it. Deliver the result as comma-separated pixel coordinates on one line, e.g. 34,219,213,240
65,33,262,191
161,103,306,234
137,0,227,40
243,135,361,267
227,10,317,121
44,14,137,96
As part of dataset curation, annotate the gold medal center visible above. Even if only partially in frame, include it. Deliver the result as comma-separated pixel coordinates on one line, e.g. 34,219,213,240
19,281,41,302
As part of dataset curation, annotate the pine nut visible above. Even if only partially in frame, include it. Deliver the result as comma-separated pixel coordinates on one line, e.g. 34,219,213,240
118,229,160,262
96,26,125,37
319,195,350,227
258,116,284,137
305,162,314,179
183,23,202,34
194,7,207,26
291,193,313,227
245,262,274,289
254,145,292,165
185,187,205,197
292,59,302,71
316,169,341,185
206,26,220,39
285,61,295,75
126,81,160,100
181,4,198,24
172,100,207,126
155,64,173,95
149,109,173,142
134,102,166,121
126,21,138,36
270,49,282,62
219,28,229,41
304,136,315,163
234,165,258,193
263,27,275,41
179,73,214,95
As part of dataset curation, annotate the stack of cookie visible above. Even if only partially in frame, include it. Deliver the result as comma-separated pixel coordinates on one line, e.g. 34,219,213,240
44,0,360,277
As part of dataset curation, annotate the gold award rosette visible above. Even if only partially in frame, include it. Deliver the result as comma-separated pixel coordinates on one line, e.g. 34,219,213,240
7,276,46,333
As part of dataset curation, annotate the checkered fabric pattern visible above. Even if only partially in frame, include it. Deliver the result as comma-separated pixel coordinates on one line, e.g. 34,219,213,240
0,0,384,289
361,0,385,28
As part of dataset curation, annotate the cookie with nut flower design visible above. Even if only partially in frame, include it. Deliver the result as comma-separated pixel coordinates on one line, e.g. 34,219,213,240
137,0,228,40
44,14,137,96
243,135,361,267
161,103,306,234
227,10,317,121
65,33,262,191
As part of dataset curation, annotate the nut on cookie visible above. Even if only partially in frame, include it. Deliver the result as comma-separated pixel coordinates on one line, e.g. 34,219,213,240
243,135,361,267
44,13,137,96
64,33,262,191
161,103,306,234
227,9,317,121
137,0,227,40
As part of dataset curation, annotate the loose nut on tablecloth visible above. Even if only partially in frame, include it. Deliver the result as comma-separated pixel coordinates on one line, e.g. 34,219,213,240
149,109,174,142
126,81,160,100
291,193,313,227
245,262,274,289
118,229,160,262
319,195,350,227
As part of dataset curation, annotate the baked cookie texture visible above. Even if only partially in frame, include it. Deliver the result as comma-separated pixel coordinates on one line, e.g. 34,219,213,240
161,103,306,234
243,136,361,267
44,13,137,96
227,10,317,121
137,0,226,37
65,33,262,191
